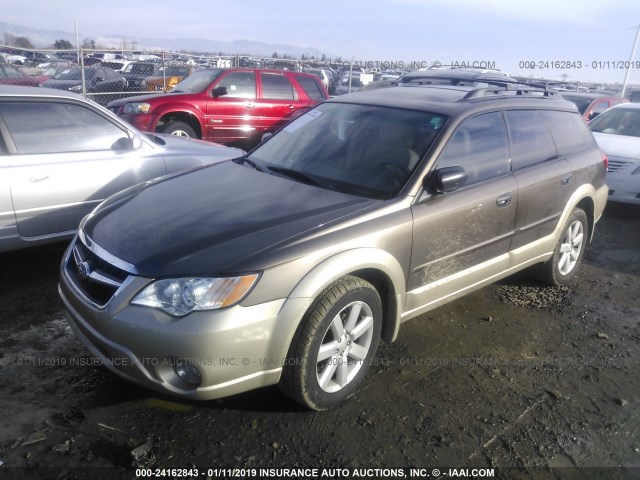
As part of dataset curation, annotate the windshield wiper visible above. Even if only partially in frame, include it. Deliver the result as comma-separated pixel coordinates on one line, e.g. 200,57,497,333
267,166,321,187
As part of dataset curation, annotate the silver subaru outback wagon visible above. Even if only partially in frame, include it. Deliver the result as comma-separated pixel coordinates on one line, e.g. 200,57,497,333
59,76,608,410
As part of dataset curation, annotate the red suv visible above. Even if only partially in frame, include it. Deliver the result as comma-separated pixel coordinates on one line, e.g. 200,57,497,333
108,68,328,147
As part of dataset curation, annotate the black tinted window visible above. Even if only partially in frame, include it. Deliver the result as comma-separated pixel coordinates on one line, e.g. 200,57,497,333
542,110,597,156
261,73,297,100
437,112,509,186
296,75,327,101
505,110,558,170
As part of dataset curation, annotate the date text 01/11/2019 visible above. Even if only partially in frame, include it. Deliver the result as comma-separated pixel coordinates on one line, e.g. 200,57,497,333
519,60,640,70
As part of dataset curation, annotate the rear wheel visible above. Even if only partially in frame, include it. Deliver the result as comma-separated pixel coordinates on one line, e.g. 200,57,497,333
279,276,382,410
163,121,196,138
534,207,588,285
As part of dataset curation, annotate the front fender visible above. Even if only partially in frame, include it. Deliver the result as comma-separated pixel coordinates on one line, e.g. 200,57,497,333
284,248,407,344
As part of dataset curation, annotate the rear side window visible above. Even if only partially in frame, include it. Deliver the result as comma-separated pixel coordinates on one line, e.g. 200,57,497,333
295,75,327,101
261,73,297,100
0,101,127,155
505,110,558,170
437,112,509,186
541,110,597,157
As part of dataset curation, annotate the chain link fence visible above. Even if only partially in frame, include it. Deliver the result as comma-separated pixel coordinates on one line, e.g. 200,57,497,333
0,45,336,106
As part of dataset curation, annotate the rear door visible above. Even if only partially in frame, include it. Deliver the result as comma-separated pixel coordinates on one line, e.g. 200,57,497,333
0,98,166,238
504,110,573,250
256,72,306,133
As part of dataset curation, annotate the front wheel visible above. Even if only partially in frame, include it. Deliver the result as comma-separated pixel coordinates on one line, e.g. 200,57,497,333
534,207,588,285
162,121,196,138
279,276,382,410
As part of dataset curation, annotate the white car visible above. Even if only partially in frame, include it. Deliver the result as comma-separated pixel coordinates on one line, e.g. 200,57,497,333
6,54,27,65
590,103,640,205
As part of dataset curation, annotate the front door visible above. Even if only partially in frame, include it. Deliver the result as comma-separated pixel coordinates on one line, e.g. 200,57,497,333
407,111,517,312
206,70,258,143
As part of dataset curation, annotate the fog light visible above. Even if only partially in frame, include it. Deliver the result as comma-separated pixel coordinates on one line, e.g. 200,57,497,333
173,359,202,387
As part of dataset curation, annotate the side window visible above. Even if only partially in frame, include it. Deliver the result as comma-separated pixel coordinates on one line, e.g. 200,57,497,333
437,112,509,186
295,75,327,101
504,110,558,170
0,101,128,155
541,110,597,157
216,72,256,99
261,73,297,100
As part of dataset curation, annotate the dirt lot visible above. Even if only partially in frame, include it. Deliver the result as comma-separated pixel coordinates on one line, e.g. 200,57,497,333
0,202,638,480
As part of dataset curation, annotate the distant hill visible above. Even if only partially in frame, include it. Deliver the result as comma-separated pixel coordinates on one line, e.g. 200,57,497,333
0,21,329,58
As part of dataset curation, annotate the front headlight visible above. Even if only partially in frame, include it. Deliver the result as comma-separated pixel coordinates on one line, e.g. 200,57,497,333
131,274,260,317
123,102,151,114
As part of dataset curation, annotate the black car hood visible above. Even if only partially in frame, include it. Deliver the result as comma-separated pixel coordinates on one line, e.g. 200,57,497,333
83,161,379,277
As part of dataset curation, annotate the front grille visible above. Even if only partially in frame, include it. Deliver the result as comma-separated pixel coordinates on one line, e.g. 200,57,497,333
66,237,130,307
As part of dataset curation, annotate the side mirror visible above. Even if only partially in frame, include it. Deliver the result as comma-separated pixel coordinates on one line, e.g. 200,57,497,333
261,132,273,143
112,136,134,151
212,86,228,97
428,166,467,194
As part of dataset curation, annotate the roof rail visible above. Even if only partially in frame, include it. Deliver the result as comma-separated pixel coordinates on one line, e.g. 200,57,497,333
461,84,558,100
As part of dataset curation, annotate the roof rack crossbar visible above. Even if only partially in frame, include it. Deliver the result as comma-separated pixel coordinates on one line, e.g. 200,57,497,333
461,84,558,100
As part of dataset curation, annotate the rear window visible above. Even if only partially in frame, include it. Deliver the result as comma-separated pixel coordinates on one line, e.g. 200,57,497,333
542,110,597,157
561,95,592,115
295,75,327,101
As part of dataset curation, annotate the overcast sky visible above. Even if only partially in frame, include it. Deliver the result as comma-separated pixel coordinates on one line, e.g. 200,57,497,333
3,0,640,84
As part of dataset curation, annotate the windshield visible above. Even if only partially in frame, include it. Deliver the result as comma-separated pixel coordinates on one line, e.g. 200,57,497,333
170,69,224,93
590,108,640,137
160,66,190,76
247,103,447,199
125,63,155,75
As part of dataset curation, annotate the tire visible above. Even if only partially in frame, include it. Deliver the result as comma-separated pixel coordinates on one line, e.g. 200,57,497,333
162,121,196,138
534,207,588,286
279,276,382,410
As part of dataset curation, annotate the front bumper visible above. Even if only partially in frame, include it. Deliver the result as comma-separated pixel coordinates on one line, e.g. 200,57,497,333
59,243,311,400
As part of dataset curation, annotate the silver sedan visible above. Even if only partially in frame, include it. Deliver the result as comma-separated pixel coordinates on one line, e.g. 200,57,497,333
0,86,242,252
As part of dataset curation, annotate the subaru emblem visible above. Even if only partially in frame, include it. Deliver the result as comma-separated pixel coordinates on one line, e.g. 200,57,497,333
77,261,92,280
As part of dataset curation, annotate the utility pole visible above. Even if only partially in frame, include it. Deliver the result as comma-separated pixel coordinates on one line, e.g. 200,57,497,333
621,24,640,99
75,20,80,64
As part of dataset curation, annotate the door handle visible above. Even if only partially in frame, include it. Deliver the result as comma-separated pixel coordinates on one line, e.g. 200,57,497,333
561,173,571,185
287,105,296,110
246,103,255,109
496,192,512,208
30,175,49,183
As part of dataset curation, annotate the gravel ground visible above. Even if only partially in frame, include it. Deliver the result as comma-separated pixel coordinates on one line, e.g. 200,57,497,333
0,202,638,480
